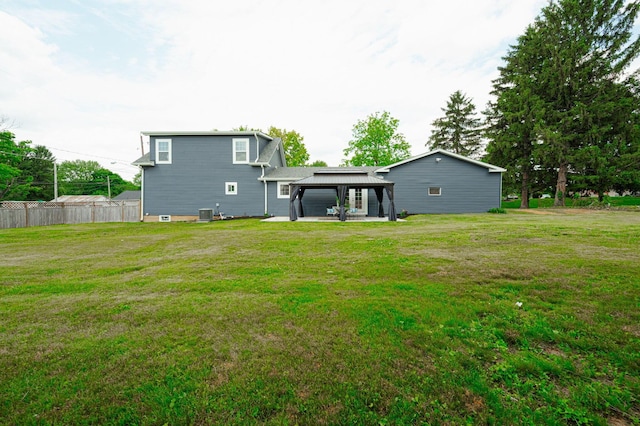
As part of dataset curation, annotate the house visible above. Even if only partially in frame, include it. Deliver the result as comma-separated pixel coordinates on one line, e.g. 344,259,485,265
132,131,505,221
112,190,141,201
54,195,111,204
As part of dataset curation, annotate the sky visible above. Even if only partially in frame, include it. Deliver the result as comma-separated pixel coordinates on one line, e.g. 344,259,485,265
1,0,562,180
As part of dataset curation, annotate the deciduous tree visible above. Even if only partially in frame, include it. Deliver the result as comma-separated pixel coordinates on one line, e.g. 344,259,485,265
343,111,411,167
18,145,56,201
0,131,33,200
267,126,309,167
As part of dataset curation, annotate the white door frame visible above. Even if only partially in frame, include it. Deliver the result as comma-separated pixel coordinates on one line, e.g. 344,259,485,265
349,188,368,215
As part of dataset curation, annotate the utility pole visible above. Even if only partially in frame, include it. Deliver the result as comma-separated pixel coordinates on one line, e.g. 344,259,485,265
107,175,111,200
54,163,58,201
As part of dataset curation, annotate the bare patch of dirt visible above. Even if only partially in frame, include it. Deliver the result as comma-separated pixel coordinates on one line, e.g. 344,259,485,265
608,416,631,426
518,208,605,215
622,324,640,338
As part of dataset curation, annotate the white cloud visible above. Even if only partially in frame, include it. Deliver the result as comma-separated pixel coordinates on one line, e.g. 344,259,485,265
1,0,551,179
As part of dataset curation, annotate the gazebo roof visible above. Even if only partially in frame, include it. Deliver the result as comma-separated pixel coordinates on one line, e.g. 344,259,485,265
289,170,397,222
291,170,393,188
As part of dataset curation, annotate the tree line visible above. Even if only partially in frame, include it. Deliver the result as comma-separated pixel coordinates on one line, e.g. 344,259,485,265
1,128,138,202
485,0,640,206
427,0,640,206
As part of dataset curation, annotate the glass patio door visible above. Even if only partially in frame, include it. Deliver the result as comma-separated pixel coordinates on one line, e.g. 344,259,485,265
348,188,368,214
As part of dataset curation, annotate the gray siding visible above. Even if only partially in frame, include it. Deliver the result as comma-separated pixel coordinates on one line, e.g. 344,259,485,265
265,182,290,216
384,154,502,214
300,189,339,216
266,185,385,217
143,135,270,217
265,184,337,217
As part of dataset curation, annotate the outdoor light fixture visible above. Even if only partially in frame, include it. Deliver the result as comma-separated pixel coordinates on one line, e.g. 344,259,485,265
436,157,442,162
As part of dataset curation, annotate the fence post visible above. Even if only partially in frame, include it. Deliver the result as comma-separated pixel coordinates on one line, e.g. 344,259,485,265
24,202,29,227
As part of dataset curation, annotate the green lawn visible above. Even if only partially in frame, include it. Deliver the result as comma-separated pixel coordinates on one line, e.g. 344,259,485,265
502,195,640,209
1,211,639,425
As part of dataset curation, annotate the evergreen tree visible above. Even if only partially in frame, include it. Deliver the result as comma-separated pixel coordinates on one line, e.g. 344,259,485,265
485,0,640,205
427,90,483,158
531,0,640,205
485,26,547,208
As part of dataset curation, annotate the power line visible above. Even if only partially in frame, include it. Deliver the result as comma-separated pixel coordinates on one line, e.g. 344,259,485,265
45,145,138,168
1,149,138,173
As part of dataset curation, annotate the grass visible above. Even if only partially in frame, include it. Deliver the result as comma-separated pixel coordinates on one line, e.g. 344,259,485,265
502,195,640,209
1,211,639,425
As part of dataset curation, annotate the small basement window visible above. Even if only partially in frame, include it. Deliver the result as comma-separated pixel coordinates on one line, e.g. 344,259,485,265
225,182,238,195
428,186,441,196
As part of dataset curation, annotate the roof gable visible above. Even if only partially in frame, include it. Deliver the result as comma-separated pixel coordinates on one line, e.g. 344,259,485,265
254,138,285,166
375,149,506,173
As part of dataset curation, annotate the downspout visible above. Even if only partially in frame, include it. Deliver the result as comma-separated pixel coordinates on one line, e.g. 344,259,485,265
499,171,504,208
261,164,268,215
139,166,144,221
254,132,260,162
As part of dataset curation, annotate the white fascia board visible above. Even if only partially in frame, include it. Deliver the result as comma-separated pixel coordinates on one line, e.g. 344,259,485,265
376,149,506,173
141,130,273,140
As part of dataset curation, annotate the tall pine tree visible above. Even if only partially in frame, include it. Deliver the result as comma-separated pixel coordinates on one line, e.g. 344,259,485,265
485,0,640,206
427,90,483,158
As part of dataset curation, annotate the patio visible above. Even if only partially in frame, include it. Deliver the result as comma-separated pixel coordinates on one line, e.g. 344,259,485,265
262,216,404,222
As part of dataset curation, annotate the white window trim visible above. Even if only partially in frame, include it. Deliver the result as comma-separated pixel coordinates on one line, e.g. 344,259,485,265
156,138,172,164
225,181,238,195
428,186,442,196
277,181,292,199
232,138,249,164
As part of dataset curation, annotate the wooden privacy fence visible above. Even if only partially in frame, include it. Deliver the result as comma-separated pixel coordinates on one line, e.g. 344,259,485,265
0,201,141,229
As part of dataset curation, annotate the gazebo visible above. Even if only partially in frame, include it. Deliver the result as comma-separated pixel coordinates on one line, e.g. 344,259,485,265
289,170,397,221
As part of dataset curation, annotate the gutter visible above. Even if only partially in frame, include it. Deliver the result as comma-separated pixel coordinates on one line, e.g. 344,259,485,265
254,132,260,162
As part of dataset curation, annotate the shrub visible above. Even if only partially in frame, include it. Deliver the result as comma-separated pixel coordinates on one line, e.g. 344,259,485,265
488,207,507,214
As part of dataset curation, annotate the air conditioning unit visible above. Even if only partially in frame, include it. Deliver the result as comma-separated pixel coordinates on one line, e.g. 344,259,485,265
159,215,171,222
198,208,213,222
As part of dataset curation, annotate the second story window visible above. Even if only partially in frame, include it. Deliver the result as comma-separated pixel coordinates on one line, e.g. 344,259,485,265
156,139,172,164
233,138,249,164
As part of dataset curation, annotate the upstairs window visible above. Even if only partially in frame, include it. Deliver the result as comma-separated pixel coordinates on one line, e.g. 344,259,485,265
233,138,249,164
156,139,172,164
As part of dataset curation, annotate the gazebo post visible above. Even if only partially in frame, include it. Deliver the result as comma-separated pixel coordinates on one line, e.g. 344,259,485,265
386,185,397,221
338,185,347,221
